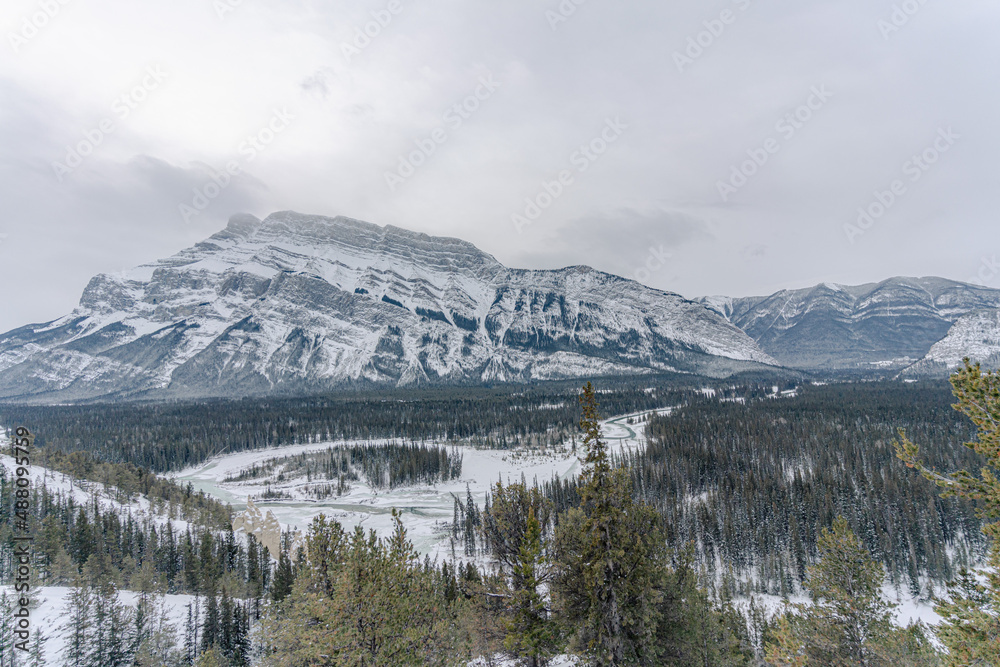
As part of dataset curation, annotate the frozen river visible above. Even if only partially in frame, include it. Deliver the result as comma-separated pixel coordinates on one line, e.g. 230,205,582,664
170,407,673,559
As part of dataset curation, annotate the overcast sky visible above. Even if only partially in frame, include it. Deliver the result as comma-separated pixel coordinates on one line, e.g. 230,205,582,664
1,0,998,333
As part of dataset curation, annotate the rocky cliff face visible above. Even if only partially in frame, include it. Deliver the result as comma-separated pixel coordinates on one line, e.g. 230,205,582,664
702,277,1000,371
903,308,1000,376
0,211,776,402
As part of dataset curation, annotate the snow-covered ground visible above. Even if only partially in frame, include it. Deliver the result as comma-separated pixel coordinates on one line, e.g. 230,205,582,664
166,404,942,628
1,403,947,664
0,584,196,663
168,409,671,560
0,453,196,536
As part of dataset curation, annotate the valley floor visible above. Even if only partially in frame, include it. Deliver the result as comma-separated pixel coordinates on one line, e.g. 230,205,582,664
2,403,945,664
168,408,669,559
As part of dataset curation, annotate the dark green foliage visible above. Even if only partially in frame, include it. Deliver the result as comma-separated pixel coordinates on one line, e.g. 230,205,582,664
480,481,559,666
765,517,941,666
33,448,232,528
60,570,139,667
224,441,463,494
271,548,295,603
0,464,265,602
896,360,1000,665
264,512,460,666
480,482,552,579
551,382,666,666
654,546,748,666
0,383,695,471
503,507,560,666
544,381,985,594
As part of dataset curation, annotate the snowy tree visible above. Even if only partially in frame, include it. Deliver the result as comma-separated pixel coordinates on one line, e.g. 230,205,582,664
60,577,93,667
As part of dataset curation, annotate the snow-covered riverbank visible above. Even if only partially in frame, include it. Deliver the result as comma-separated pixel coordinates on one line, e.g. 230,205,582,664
168,409,671,560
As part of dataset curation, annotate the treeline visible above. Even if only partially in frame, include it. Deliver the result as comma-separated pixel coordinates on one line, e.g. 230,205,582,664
34,448,232,529
261,387,756,666
226,442,463,496
0,383,713,472
262,382,957,666
543,381,987,595
0,462,269,602
0,458,275,665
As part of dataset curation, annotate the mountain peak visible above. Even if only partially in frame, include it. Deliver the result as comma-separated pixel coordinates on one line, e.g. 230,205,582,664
705,277,1000,370
0,212,773,401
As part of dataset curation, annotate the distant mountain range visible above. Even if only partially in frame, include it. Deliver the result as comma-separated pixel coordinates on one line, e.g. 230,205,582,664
0,212,775,402
1,212,997,403
700,278,1000,372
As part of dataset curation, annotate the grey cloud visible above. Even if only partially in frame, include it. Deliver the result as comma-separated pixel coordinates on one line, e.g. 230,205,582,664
508,208,712,283
1,0,998,330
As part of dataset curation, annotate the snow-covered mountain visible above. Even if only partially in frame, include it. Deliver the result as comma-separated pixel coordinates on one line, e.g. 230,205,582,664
902,308,1000,376
0,212,776,402
702,277,1000,371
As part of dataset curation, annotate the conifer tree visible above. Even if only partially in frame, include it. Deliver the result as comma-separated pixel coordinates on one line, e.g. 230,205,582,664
90,577,136,667
133,590,183,667
219,585,234,661
26,628,46,667
61,575,93,667
184,598,200,665
503,506,559,666
201,576,219,654
803,516,894,664
264,512,453,666
271,547,295,603
764,517,938,667
183,532,199,593
0,590,14,665
896,359,1000,664
552,382,665,666
246,534,263,619
654,546,747,666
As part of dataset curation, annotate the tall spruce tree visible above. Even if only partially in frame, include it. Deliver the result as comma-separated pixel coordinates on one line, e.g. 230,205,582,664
502,506,560,667
271,548,295,604
552,382,665,666
61,575,94,667
896,359,1000,664
765,517,939,667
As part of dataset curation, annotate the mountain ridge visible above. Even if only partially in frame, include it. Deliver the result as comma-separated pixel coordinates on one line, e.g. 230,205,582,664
700,276,1000,371
0,211,776,402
